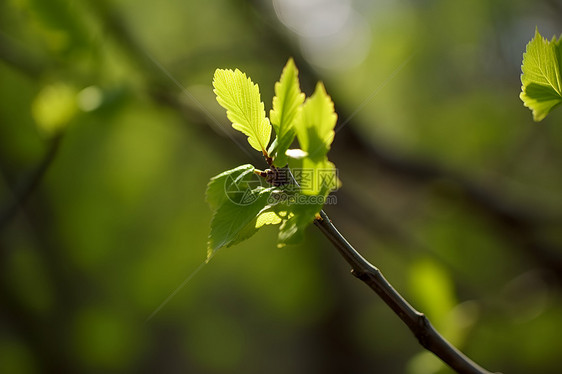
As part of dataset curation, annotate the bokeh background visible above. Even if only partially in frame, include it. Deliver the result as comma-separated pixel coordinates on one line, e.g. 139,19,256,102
1,0,562,373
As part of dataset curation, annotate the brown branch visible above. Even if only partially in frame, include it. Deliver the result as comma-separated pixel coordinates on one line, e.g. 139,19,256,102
314,210,499,374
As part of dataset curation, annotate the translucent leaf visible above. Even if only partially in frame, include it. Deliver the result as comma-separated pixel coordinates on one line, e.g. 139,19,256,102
206,67,341,253
213,69,271,152
256,210,284,228
296,82,337,161
269,58,305,166
520,29,562,121
230,206,285,250
293,83,338,195
257,186,327,247
277,200,321,247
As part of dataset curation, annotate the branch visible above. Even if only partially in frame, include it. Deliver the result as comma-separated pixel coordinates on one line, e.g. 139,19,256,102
314,210,499,374
0,134,63,230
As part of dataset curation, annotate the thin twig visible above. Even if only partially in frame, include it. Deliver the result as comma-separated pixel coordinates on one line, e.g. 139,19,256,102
314,209,499,374
0,134,63,230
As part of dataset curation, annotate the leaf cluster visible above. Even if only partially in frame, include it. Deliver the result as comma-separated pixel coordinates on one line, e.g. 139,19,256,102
206,59,339,259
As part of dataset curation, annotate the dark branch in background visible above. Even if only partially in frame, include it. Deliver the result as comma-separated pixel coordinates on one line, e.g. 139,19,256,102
0,35,64,230
338,130,562,282
0,134,63,231
315,210,498,374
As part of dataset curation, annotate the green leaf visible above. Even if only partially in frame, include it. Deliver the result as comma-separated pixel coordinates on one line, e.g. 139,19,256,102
232,205,285,248
213,69,272,152
269,58,305,166
294,82,338,194
205,164,256,211
206,65,341,254
277,198,321,247
207,187,275,258
296,82,337,161
254,186,328,247
520,29,562,121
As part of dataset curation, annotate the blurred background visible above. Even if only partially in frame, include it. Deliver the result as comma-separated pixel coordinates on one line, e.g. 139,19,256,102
1,0,562,373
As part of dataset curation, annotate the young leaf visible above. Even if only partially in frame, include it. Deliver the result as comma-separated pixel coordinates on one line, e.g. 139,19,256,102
294,82,338,195
269,58,305,166
296,82,337,161
207,187,275,258
277,197,322,246
206,63,341,253
213,69,272,152
520,29,562,121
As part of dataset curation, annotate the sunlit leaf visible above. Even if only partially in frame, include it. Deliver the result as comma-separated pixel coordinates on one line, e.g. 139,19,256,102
293,82,338,195
269,58,305,166
520,29,562,121
230,205,285,250
207,64,341,252
277,199,321,246
296,82,337,160
213,69,271,152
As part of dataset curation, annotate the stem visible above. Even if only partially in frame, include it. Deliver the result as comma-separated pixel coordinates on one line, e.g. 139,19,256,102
314,210,498,374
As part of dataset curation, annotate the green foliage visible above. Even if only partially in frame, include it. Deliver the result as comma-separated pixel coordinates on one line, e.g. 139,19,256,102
207,59,338,258
268,58,305,167
207,186,276,258
520,29,562,121
295,83,336,162
213,69,272,152
292,82,338,195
